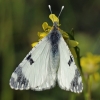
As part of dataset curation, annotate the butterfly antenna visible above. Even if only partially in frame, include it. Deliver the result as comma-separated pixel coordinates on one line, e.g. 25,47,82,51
58,6,64,18
48,5,52,14
48,5,55,23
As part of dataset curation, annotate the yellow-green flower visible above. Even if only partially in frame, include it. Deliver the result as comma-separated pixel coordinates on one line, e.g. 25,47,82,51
92,72,100,82
89,72,100,90
31,14,79,58
81,52,100,74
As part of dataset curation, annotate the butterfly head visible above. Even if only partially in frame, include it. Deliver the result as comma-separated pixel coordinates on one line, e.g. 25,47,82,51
53,22,59,30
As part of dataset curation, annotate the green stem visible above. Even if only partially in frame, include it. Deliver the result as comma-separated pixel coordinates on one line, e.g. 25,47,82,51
70,94,76,100
84,74,91,100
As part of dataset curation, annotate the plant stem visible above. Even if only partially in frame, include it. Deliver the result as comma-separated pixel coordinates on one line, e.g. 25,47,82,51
84,74,91,100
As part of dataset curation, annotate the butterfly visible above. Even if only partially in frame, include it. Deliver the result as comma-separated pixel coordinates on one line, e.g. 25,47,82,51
9,5,83,93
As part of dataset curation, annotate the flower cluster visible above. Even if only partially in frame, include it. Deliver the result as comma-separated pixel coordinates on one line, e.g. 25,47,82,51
81,52,100,89
81,53,100,75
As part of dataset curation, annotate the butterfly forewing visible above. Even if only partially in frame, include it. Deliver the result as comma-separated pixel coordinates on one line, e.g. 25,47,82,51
10,36,56,90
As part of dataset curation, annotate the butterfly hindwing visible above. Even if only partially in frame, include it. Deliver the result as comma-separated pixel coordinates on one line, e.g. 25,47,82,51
57,36,83,93
10,36,56,90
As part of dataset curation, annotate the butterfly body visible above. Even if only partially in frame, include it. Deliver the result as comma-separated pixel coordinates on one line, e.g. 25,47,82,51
47,24,61,72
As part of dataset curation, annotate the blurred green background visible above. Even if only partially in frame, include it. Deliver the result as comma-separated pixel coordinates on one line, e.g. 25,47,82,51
0,0,100,100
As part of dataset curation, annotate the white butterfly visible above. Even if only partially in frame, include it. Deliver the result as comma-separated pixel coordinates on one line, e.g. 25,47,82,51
9,6,83,93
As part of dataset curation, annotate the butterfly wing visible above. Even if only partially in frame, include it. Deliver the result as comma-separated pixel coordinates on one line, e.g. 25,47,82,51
10,36,56,91
57,36,83,93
